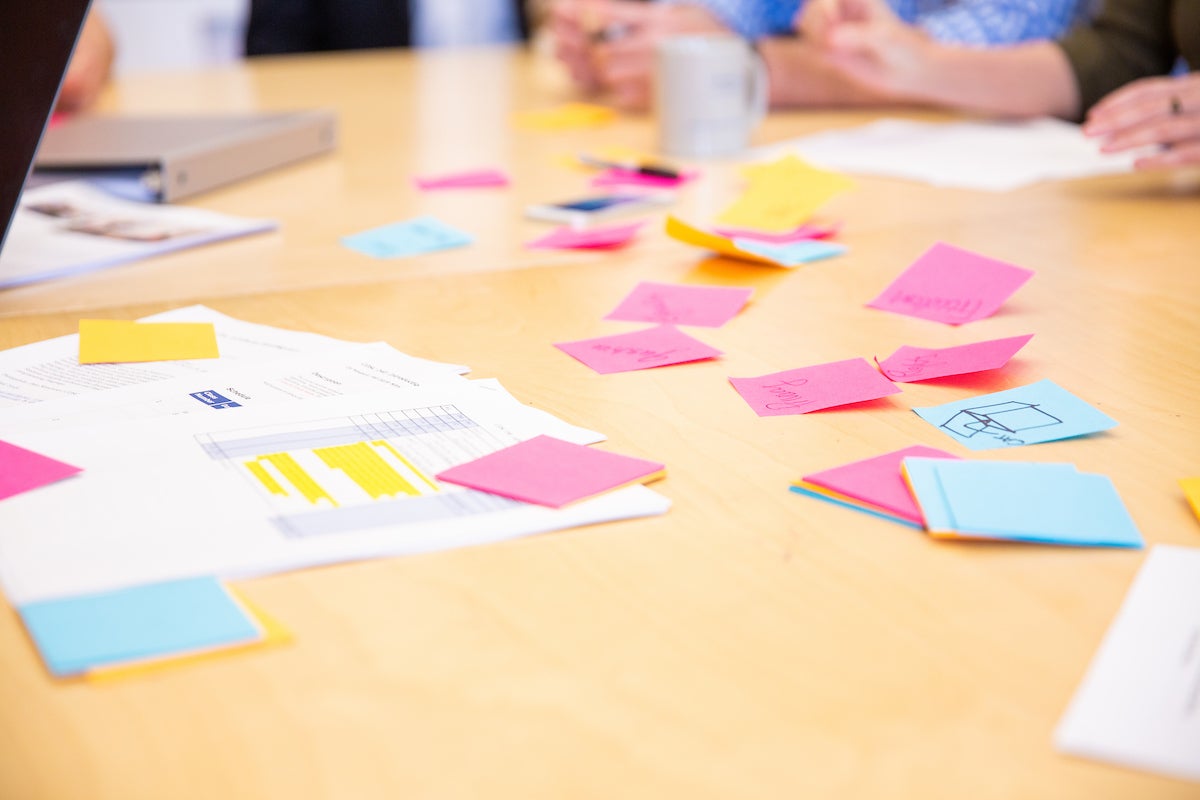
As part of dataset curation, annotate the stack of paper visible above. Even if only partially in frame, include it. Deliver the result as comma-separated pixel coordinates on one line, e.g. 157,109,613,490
1055,545,1200,782
0,305,672,679
0,181,276,289
756,117,1135,191
902,458,1143,547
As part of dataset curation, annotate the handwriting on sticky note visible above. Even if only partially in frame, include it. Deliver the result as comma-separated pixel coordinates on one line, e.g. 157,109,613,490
877,334,1033,382
78,320,219,364
341,216,473,259
435,435,665,508
0,440,82,501
868,242,1034,324
729,358,901,416
555,325,722,374
604,282,753,328
913,378,1117,450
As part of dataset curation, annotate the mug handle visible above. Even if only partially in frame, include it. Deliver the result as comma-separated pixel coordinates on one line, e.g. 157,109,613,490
747,46,769,129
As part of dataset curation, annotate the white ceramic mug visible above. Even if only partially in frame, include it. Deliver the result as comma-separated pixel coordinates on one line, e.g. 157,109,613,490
655,34,768,159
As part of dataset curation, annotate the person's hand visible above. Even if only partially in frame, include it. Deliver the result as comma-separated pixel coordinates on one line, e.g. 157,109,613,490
1083,73,1200,170
57,10,116,113
550,1,730,110
794,0,932,97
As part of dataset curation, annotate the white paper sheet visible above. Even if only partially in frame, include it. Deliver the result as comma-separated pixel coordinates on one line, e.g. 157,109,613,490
0,181,276,288
0,341,477,434
0,386,664,605
1055,545,1200,783
0,305,366,407
756,118,1137,192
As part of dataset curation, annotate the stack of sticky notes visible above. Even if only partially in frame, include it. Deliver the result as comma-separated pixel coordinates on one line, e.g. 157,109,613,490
902,457,1143,548
19,576,288,680
793,448,1143,548
791,446,959,528
436,435,664,508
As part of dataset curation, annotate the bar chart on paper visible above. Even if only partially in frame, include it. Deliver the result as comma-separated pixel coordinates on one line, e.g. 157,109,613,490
196,404,523,538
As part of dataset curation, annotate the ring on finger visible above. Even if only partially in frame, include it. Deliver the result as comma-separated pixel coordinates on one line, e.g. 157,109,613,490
1171,95,1183,115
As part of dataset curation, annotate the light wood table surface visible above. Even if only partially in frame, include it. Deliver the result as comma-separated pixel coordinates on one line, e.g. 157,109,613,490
1,47,1198,800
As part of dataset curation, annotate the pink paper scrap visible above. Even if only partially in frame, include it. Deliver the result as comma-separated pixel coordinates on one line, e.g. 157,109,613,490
435,435,664,508
803,445,960,525
555,324,723,374
877,334,1034,383
729,358,902,417
867,242,1034,325
527,221,645,250
604,281,753,328
711,221,841,243
414,168,511,190
0,440,83,502
591,168,699,190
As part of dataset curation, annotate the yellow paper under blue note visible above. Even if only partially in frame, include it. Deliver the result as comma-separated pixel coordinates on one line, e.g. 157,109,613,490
902,458,1143,548
18,576,263,678
1182,477,1200,523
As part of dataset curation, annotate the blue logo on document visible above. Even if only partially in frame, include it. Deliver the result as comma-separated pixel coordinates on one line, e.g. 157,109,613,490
190,390,242,410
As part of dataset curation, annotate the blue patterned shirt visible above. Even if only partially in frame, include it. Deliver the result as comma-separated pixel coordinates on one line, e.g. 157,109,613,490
663,0,1091,45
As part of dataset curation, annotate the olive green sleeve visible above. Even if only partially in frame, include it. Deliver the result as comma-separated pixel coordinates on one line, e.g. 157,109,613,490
1056,0,1178,117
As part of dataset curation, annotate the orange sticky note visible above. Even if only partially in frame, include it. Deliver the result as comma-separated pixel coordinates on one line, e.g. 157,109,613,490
665,216,787,267
78,320,219,364
514,103,616,132
1182,477,1200,524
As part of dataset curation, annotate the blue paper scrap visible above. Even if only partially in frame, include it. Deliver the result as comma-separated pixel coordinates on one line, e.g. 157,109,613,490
732,238,847,267
912,379,1117,450
19,576,262,677
341,216,473,259
903,458,1142,548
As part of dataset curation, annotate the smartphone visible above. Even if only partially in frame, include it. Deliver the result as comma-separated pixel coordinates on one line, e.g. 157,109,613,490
525,192,674,226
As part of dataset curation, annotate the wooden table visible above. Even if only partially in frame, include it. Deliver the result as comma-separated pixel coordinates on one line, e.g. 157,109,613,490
1,47,1197,799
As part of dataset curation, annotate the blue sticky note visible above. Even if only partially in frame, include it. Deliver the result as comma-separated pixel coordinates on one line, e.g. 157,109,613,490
732,238,847,267
341,216,473,259
912,379,1117,450
935,461,1143,548
19,577,261,677
788,484,923,530
901,457,958,533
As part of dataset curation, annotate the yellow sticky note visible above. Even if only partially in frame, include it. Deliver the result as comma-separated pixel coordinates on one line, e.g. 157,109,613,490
665,216,785,267
717,155,853,233
1182,477,1200,523
78,320,219,364
514,103,617,132
85,594,291,684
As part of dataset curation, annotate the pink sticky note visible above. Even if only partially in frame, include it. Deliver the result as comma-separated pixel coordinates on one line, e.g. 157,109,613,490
867,242,1034,325
527,221,644,250
729,358,902,416
414,169,510,190
435,435,665,508
876,334,1034,382
604,282,753,328
591,168,699,190
555,325,722,374
802,446,959,525
711,222,841,243
0,440,82,501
